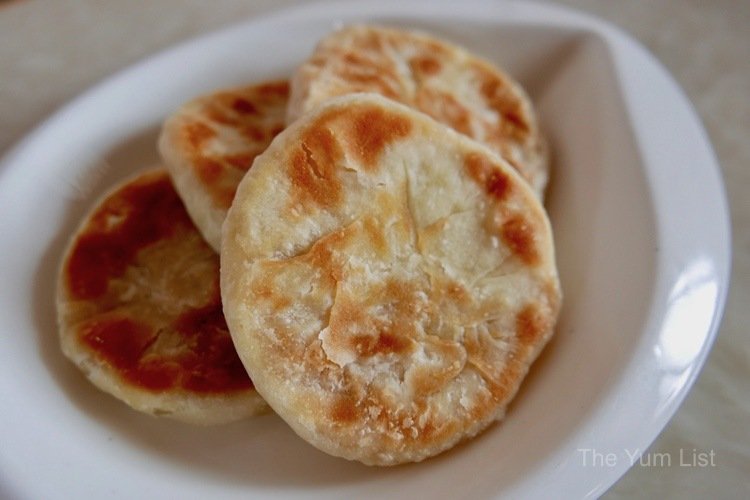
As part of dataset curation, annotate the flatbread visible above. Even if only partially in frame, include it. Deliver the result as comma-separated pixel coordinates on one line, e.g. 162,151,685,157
288,25,549,196
222,94,561,464
57,169,266,424
158,81,289,250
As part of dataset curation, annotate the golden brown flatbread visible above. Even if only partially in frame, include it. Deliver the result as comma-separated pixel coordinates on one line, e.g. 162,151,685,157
222,94,561,464
57,169,266,424
288,25,549,196
158,81,289,250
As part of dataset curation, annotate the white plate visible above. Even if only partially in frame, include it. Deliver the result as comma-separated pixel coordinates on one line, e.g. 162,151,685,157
0,1,730,498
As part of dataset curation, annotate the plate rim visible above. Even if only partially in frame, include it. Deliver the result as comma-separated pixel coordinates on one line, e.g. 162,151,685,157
0,1,731,498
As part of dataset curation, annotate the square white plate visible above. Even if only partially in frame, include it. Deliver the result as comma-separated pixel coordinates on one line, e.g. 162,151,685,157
0,1,730,498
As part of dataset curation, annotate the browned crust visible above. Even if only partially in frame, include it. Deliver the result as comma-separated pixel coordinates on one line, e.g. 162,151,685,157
57,169,266,424
222,95,561,464
158,81,289,250
288,25,549,196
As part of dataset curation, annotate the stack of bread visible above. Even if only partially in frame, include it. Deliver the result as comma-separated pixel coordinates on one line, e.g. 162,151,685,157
57,25,561,465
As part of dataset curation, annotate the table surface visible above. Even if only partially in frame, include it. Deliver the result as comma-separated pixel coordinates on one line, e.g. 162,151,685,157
1,0,747,497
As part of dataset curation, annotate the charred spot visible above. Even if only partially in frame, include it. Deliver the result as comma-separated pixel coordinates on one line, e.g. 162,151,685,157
464,152,512,201
357,29,388,52
223,152,258,172
516,304,546,345
196,158,223,184
256,81,290,99
409,55,441,76
232,97,258,115
216,187,236,210
335,46,401,99
503,110,527,131
501,215,539,265
338,67,401,99
382,278,429,322
486,170,511,200
473,64,530,139
81,317,156,374
288,123,343,207
343,51,374,67
331,394,359,423
498,108,530,142
184,121,216,149
415,88,472,137
424,39,450,57
445,282,470,303
86,321,172,391
253,281,293,312
345,105,412,170
352,331,410,357
65,173,192,300
79,300,252,394
240,124,267,142
478,72,500,101
205,101,238,126
172,298,253,392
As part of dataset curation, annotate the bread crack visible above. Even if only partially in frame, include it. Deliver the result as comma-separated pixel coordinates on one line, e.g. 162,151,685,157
469,262,518,288
300,142,325,179
402,164,421,253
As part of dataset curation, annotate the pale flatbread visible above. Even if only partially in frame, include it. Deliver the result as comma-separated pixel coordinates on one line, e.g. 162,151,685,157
158,81,288,250
57,169,266,425
288,25,549,196
222,94,561,464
